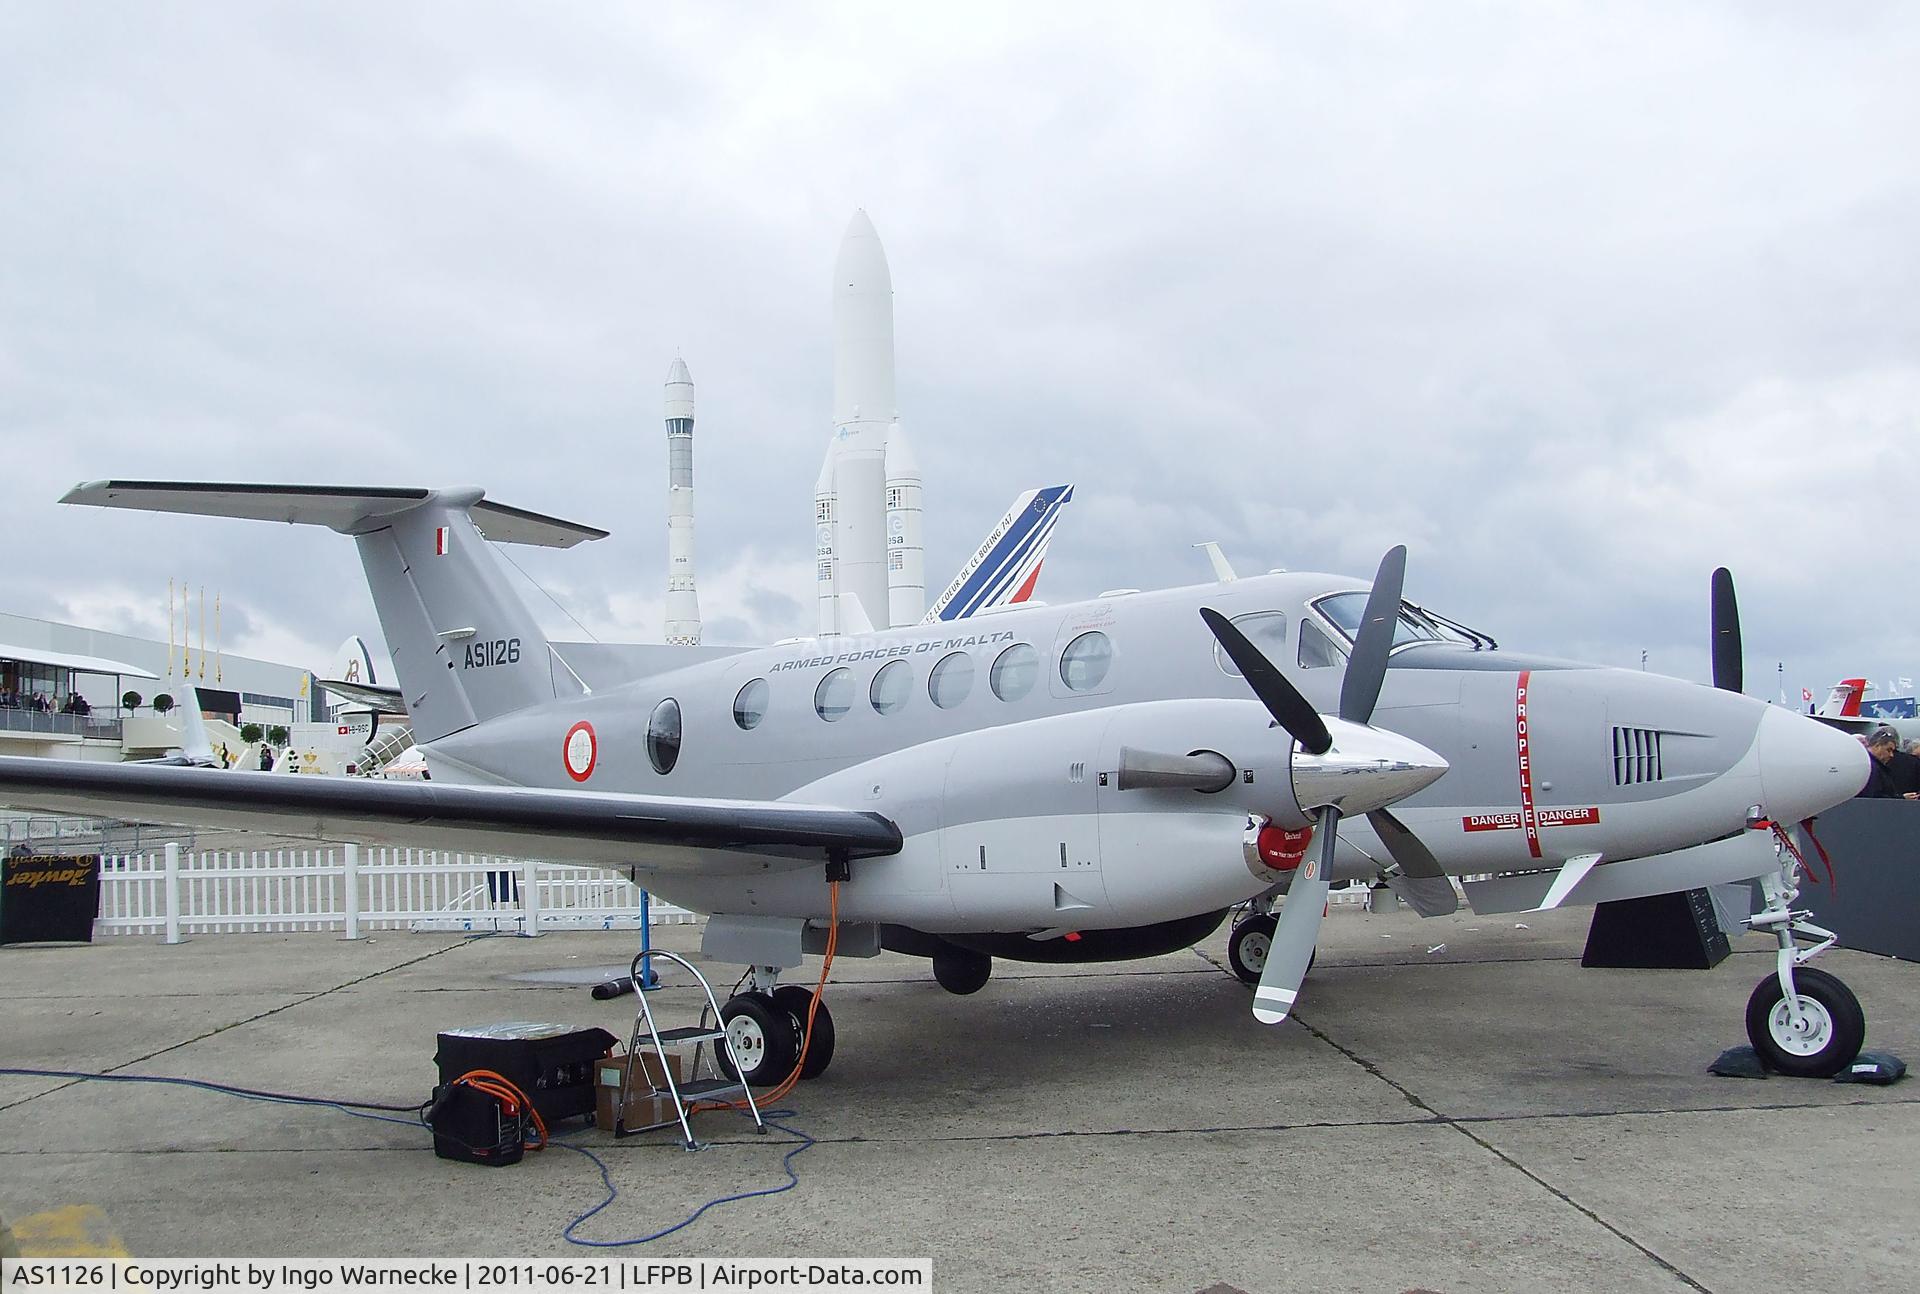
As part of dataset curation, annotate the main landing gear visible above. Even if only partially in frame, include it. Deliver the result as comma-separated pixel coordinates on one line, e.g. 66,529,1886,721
1227,897,1314,987
1743,826,1866,1077
713,966,837,1086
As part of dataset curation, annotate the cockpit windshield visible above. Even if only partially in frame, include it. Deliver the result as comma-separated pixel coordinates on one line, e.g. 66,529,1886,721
1313,593,1495,650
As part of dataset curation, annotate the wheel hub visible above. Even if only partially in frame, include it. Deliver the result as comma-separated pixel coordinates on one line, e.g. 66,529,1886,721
1767,996,1834,1056
1241,932,1271,973
727,1015,766,1068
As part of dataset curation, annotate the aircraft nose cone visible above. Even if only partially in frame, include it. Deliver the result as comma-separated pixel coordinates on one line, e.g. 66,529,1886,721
1759,706,1870,822
1293,720,1450,816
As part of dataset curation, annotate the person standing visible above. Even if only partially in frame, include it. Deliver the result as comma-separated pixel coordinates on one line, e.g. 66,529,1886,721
1859,729,1920,798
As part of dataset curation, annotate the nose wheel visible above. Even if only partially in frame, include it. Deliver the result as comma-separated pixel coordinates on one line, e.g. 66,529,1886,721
1745,966,1864,1078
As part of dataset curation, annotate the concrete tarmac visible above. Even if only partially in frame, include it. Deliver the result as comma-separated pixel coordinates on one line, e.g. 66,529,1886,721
2,908,1916,1293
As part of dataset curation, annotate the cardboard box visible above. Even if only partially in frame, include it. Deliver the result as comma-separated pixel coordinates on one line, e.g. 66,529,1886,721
594,1050,689,1133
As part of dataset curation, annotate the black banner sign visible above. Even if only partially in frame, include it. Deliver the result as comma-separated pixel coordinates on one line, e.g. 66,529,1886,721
1,853,102,945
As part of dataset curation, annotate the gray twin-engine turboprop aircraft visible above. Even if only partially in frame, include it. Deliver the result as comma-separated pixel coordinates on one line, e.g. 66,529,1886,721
0,482,1874,1084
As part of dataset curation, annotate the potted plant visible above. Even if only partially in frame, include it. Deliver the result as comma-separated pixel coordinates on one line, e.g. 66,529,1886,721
267,725,290,748
240,722,264,745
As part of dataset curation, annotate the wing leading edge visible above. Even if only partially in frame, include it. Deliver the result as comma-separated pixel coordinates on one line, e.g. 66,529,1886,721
0,757,900,875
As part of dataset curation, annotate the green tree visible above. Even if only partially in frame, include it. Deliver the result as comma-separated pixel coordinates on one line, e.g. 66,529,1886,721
240,722,264,744
267,724,290,747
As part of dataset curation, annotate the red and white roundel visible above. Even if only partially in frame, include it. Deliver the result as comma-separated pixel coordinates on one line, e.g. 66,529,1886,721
563,721,598,782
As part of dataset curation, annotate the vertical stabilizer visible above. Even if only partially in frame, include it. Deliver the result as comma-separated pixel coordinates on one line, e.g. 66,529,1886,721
354,492,574,742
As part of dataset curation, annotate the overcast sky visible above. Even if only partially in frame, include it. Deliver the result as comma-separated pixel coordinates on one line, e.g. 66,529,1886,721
3,3,1917,701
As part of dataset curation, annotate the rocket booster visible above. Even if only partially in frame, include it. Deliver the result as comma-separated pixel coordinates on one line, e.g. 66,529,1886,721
885,417,924,626
664,356,701,646
818,209,913,633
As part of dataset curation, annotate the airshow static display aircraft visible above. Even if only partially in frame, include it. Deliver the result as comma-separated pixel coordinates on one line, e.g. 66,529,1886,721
0,481,1874,1084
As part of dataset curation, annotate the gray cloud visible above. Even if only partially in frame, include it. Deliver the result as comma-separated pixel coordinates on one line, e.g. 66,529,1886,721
3,4,1918,705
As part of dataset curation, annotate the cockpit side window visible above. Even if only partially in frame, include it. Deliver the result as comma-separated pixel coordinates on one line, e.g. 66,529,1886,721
1298,619,1343,669
1214,612,1288,678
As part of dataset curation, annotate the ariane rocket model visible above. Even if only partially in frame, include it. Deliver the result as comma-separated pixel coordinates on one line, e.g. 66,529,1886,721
664,356,701,646
816,210,923,635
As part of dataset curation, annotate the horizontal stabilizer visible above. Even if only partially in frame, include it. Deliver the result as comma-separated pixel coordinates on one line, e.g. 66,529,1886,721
317,678,408,715
62,481,607,549
0,755,900,875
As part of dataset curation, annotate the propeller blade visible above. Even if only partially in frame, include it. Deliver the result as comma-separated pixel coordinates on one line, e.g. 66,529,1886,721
1366,807,1444,877
1253,805,1339,1024
1711,567,1743,694
1201,607,1333,755
1340,545,1408,725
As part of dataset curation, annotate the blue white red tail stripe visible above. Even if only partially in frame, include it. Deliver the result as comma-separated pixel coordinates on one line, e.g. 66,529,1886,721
927,485,1074,622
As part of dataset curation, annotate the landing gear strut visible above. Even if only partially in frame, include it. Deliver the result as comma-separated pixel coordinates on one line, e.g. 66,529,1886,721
1744,826,1865,1077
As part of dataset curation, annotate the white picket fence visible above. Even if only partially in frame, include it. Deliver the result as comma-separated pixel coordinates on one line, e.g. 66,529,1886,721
95,844,698,941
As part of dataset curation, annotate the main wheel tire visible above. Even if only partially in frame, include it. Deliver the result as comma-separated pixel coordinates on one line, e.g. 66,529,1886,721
716,992,799,1086
770,985,836,1080
932,943,992,995
1228,914,1278,985
1744,966,1865,1078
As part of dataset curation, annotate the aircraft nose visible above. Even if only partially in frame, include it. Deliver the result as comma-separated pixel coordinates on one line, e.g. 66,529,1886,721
1759,706,1870,822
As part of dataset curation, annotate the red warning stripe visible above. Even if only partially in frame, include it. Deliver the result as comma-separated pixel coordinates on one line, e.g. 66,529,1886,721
1516,671,1541,858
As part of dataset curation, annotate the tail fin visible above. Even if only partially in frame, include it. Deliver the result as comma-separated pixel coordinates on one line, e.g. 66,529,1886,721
63,481,607,743
175,684,216,766
1820,678,1868,717
924,484,1074,623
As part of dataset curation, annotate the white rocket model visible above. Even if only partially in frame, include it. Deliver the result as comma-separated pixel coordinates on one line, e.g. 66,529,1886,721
884,416,923,627
664,356,701,646
817,210,923,634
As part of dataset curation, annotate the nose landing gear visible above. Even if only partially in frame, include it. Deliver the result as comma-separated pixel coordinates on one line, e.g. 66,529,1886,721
1744,826,1865,1077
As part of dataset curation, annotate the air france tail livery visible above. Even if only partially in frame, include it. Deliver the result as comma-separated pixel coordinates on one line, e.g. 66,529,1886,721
925,485,1073,622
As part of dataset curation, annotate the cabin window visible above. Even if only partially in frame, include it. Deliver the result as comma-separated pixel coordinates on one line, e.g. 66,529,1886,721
1059,631,1113,691
733,678,769,730
647,698,682,774
1298,620,1342,669
870,660,912,715
814,668,855,722
929,652,975,709
1213,612,1288,678
990,643,1039,701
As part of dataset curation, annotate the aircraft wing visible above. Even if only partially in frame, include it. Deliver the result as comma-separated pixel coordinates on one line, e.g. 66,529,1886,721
0,756,900,875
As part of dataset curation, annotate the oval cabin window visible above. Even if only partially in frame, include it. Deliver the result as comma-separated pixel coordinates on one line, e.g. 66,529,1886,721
733,678,769,730
647,698,682,774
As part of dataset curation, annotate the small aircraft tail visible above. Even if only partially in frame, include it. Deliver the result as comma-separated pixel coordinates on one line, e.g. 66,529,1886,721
174,684,217,766
62,482,607,744
1820,678,1868,718
924,485,1074,623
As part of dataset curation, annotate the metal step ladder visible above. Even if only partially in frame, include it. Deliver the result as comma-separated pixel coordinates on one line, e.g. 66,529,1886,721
613,949,765,1150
